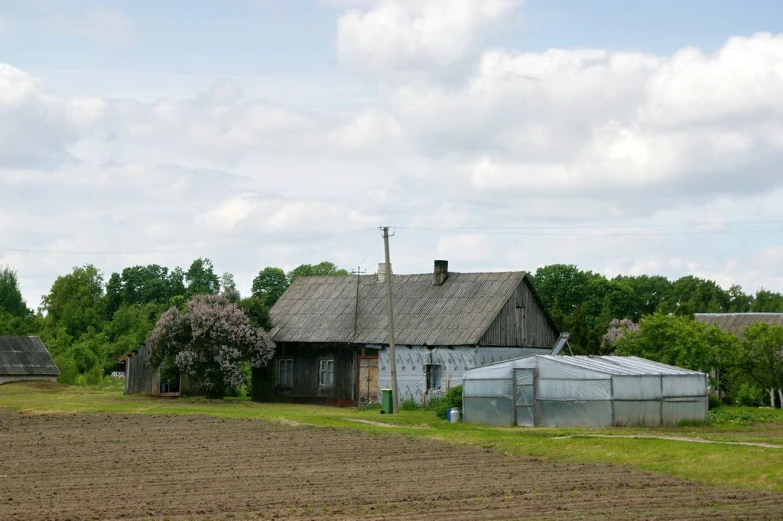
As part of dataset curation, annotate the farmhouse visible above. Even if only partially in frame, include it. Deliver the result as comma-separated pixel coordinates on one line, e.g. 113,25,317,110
463,355,709,427
252,261,559,406
695,313,783,336
0,335,60,384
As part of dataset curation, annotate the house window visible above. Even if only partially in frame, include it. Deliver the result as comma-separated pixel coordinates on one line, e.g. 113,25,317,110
278,359,293,386
319,359,334,387
425,364,442,390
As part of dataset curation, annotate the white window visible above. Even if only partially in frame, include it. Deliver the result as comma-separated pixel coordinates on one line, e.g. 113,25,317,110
278,359,293,386
319,359,334,387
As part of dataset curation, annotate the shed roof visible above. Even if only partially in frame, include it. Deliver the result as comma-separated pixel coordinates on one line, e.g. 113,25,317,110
464,355,703,379
694,313,783,337
270,271,550,345
0,336,60,376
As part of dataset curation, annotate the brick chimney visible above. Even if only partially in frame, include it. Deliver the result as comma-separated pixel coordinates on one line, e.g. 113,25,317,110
433,260,448,286
377,262,391,283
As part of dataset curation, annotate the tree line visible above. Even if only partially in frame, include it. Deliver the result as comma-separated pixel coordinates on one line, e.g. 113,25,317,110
0,261,781,406
0,260,347,386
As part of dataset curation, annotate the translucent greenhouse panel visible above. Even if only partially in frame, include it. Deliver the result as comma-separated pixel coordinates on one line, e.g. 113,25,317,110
536,400,612,428
613,400,662,426
463,378,513,398
515,406,535,427
514,383,534,406
515,370,533,386
463,397,514,426
536,379,611,400
612,375,662,400
463,363,514,381
661,398,708,425
537,358,609,380
662,374,708,398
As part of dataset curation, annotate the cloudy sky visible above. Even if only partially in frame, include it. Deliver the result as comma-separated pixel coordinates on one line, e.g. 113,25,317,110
2,0,783,307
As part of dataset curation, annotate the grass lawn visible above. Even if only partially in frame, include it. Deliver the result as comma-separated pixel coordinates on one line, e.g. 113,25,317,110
2,381,783,493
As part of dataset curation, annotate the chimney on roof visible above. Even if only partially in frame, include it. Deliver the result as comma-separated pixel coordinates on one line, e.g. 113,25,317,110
433,260,448,286
377,262,391,283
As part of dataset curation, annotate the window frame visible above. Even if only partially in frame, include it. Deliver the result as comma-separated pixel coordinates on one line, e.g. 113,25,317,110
277,358,293,387
318,359,335,388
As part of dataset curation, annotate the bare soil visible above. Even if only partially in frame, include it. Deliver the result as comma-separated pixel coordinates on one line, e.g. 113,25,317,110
0,410,780,521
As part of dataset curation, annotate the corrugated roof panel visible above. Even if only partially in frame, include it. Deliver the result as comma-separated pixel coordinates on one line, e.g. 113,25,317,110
0,336,60,376
695,313,783,337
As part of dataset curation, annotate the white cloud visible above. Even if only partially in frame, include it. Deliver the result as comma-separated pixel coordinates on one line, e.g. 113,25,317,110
337,0,521,76
42,7,137,48
7,15,783,305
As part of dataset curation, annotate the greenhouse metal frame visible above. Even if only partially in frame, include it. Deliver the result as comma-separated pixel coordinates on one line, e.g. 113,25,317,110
462,355,708,427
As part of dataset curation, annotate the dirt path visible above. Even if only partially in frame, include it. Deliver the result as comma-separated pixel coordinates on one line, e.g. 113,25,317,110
0,411,780,521
551,434,783,449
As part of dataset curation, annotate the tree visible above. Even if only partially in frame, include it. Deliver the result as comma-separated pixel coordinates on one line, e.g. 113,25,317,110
220,272,240,303
738,323,783,408
0,265,29,318
146,294,275,397
41,265,105,338
615,313,736,374
185,258,220,296
287,261,349,282
251,267,288,307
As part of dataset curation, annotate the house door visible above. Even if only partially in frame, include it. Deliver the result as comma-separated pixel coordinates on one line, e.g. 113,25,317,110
358,356,378,404
514,369,535,427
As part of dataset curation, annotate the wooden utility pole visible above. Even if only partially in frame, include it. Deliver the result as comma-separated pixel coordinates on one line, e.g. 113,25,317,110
381,226,399,414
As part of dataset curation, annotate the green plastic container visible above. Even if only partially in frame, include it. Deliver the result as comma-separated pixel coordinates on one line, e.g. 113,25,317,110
381,388,393,414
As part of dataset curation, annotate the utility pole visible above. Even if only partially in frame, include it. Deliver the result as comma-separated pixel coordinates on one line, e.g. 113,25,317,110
381,226,399,414
351,266,366,338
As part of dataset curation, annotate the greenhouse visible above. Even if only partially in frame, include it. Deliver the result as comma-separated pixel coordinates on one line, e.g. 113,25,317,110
462,355,708,427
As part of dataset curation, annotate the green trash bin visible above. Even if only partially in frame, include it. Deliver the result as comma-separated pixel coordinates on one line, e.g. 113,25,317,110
381,388,393,414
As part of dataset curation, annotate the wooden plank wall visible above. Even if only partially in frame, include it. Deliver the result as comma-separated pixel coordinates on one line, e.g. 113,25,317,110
479,280,558,348
252,342,358,405
124,345,160,395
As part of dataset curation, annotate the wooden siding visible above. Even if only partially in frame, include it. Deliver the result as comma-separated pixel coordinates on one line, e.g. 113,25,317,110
125,345,160,395
252,342,358,405
478,279,558,348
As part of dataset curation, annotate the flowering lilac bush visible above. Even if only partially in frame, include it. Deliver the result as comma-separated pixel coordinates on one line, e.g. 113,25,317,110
147,294,275,397
602,318,639,352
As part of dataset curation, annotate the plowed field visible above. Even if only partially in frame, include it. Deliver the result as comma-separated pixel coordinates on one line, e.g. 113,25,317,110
0,411,780,520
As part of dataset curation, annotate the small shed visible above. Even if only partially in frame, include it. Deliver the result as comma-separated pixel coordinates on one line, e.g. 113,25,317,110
125,344,197,396
0,336,60,384
462,355,708,427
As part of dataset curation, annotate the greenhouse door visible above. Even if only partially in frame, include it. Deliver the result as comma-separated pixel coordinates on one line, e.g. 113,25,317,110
514,369,535,427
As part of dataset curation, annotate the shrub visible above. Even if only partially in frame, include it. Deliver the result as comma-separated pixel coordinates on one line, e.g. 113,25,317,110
435,385,462,419
734,383,766,407
424,395,444,411
400,399,421,411
708,394,722,410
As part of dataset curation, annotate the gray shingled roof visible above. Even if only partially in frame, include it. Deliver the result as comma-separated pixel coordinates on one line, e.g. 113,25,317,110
694,313,783,337
270,271,534,345
0,336,60,376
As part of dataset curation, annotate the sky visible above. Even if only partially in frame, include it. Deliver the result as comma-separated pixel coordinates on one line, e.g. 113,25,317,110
3,0,783,307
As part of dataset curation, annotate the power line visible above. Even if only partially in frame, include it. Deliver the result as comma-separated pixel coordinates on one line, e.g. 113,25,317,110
393,226,783,237
0,228,376,255
395,218,783,231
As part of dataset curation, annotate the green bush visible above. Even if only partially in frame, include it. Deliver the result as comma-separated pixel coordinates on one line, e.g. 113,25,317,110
734,382,766,407
708,394,722,410
53,355,78,385
424,395,444,411
400,399,421,411
709,406,783,426
436,385,462,419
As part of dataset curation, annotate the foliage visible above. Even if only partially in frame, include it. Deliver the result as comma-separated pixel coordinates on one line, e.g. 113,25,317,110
400,399,421,411
220,272,241,303
732,382,767,407
0,265,30,318
251,267,289,307
41,264,106,338
238,296,272,330
105,264,186,316
185,258,220,296
146,294,276,397
615,313,737,373
737,323,783,407
288,261,349,282
435,385,462,419
602,318,639,352
708,394,722,410
708,406,783,426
